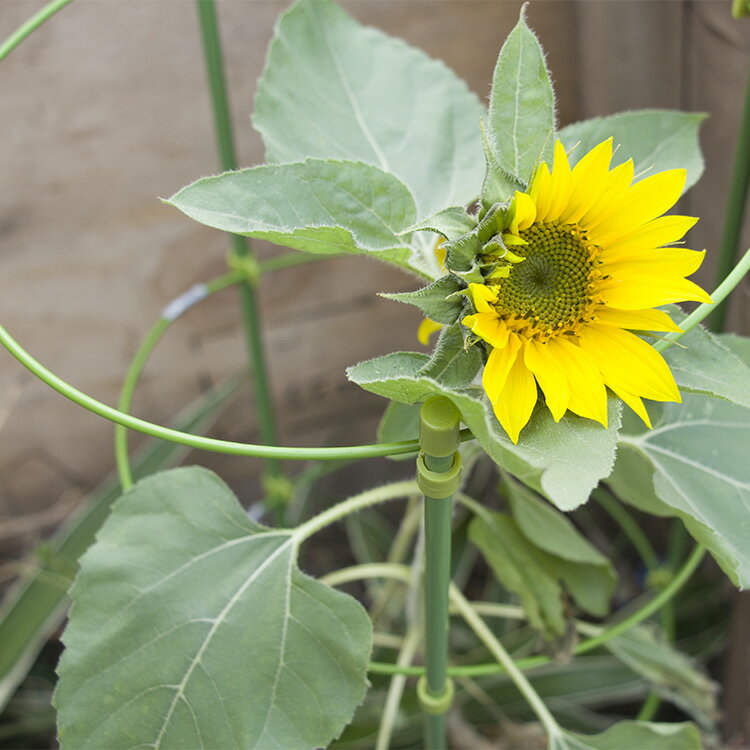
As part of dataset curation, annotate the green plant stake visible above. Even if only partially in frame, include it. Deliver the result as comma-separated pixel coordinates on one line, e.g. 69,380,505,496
195,0,289,514
417,396,462,749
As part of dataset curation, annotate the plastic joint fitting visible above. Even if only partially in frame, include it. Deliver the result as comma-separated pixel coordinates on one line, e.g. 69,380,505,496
417,396,462,498
416,452,462,499
417,675,455,715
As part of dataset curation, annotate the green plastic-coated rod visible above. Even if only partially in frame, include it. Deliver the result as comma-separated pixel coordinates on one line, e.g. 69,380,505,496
114,270,246,490
710,64,750,331
195,0,283,487
115,318,171,490
0,0,74,63
0,319,475,460
419,397,461,750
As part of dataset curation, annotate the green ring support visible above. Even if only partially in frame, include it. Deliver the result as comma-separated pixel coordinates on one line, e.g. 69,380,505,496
419,396,462,748
416,452,462,499
417,675,455,715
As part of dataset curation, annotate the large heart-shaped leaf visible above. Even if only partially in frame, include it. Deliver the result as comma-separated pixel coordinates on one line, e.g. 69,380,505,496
166,159,423,276
253,0,485,219
618,393,750,588
55,468,372,749
559,110,705,193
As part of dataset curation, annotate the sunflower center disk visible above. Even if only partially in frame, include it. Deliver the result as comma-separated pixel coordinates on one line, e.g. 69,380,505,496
492,222,601,340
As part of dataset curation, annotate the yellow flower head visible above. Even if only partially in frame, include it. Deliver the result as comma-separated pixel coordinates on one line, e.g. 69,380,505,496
463,138,711,444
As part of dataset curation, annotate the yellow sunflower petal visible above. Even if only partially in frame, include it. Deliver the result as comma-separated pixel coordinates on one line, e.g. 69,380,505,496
579,324,680,403
598,215,699,261
417,318,443,346
509,191,537,234
529,162,553,221
435,241,447,271
547,338,609,427
463,311,510,349
593,306,681,333
589,168,687,245
602,248,707,279
544,141,573,222
523,338,569,421
579,159,634,228
609,386,653,428
600,273,712,309
467,282,498,313
493,352,538,444
482,334,522,404
559,138,613,225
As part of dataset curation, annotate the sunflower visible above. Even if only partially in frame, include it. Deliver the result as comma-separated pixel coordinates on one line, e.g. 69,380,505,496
462,138,711,444
417,239,448,345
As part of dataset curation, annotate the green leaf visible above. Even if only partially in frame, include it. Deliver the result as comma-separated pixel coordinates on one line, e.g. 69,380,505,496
348,351,622,511
401,206,477,241
469,510,566,637
721,332,750,361
417,324,482,388
609,415,742,583
485,6,555,185
480,118,524,207
253,0,485,218
563,720,702,750
55,467,372,750
506,481,615,616
381,275,466,326
376,401,421,461
606,441,673,517
166,159,423,276
662,310,750,408
443,229,483,273
619,394,750,588
605,625,718,728
347,351,435,403
559,110,706,193
507,480,608,566
0,375,245,713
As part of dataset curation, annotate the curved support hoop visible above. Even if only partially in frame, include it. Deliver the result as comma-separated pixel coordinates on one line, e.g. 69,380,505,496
0,322,473,462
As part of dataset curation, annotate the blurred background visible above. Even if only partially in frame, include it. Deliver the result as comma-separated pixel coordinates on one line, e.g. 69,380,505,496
1,0,750,747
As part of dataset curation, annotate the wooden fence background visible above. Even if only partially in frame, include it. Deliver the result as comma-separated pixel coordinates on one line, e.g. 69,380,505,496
1,0,750,736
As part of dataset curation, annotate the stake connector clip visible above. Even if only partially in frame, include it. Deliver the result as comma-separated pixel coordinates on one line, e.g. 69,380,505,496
419,396,461,458
416,451,462,499
226,249,261,287
417,675,455,715
417,396,462,498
